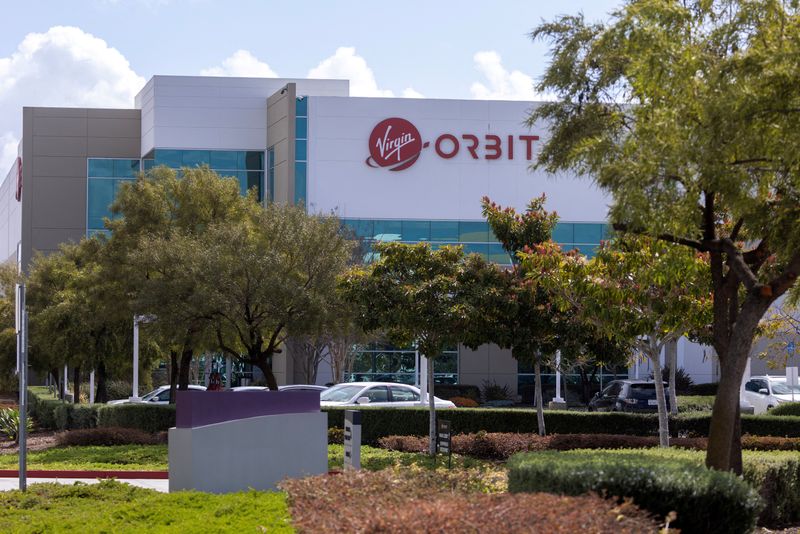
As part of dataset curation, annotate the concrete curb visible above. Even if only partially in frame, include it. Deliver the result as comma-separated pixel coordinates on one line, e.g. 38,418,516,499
0,470,168,479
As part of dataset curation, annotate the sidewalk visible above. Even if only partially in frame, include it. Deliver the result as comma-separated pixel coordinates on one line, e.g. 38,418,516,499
0,476,168,492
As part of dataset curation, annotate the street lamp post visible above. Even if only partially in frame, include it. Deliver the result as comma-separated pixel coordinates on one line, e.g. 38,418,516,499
132,314,157,400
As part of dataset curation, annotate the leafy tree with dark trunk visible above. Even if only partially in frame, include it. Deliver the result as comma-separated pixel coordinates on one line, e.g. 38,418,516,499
478,196,563,436
340,242,482,455
529,0,800,471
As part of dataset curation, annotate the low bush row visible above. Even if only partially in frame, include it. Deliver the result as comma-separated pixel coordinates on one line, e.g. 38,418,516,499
431,384,481,402
378,432,800,460
28,388,175,433
323,406,800,444
56,427,167,447
769,402,800,416
508,450,762,534
677,395,715,412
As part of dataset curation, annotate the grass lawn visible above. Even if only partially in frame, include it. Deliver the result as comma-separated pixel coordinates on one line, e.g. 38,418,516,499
0,443,489,472
0,445,168,471
0,479,293,533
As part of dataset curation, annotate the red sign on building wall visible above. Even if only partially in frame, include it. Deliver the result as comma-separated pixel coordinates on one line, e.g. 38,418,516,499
14,157,22,202
365,117,539,171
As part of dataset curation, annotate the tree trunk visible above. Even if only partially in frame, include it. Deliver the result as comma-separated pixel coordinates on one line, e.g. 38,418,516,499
96,362,108,404
169,350,179,404
648,350,670,447
73,365,81,405
49,369,59,398
706,345,750,473
667,340,678,416
428,357,437,456
178,346,193,390
255,359,279,391
535,359,545,437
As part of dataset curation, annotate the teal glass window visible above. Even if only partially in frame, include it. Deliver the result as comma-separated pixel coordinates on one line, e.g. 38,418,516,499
295,117,307,139
343,219,374,239
88,159,114,177
374,220,402,241
294,162,307,204
459,221,489,243
245,151,264,170
552,223,573,244
154,149,182,168
210,151,238,169
401,220,430,241
87,179,115,229
488,244,511,264
463,243,489,256
182,150,210,167
430,221,459,242
247,171,263,201
574,223,603,244
113,159,139,177
143,159,155,172
296,97,308,117
295,140,307,161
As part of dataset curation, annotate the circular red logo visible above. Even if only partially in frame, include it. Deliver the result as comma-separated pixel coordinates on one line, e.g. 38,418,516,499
14,157,22,202
366,118,427,171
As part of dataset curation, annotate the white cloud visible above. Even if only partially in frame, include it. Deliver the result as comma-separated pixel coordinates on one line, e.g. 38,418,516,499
0,26,145,172
470,50,540,101
402,87,424,98
200,50,278,78
308,47,394,97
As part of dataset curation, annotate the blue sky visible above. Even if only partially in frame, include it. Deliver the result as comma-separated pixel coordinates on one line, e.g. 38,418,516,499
1,0,622,170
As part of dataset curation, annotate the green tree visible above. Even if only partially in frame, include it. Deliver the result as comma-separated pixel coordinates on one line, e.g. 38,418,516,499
340,242,471,455
155,204,355,391
524,236,712,446
529,0,800,471
107,165,250,398
478,196,562,436
0,263,19,393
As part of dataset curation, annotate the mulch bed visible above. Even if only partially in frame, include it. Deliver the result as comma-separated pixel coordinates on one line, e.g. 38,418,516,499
281,468,659,533
0,431,58,454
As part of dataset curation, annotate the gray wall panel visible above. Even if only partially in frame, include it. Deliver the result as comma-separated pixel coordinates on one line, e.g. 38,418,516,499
31,156,86,177
32,136,88,157
30,176,86,228
32,116,88,137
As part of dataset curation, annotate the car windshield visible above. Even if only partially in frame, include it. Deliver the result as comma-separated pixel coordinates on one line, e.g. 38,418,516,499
770,382,800,395
628,384,668,399
320,385,364,402
141,389,162,401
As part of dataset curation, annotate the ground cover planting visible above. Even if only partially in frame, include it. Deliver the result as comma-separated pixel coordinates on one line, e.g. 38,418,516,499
0,480,292,533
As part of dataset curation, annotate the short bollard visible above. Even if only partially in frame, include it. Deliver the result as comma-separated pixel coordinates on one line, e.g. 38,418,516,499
437,419,452,469
344,410,361,470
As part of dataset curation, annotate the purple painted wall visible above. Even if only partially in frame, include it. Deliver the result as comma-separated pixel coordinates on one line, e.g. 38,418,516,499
176,390,321,428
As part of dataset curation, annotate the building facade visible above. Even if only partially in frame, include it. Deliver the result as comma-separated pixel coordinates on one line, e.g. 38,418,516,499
2,75,732,398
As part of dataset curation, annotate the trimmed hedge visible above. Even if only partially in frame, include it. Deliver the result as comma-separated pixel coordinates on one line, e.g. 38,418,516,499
508,450,762,534
769,402,800,417
96,403,175,434
688,382,719,396
431,384,481,402
323,406,800,445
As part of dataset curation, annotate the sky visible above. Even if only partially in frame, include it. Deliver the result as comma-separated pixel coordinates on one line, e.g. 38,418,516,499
1,0,623,172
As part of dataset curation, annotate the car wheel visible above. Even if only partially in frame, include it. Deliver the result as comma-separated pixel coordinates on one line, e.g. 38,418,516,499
767,405,774,411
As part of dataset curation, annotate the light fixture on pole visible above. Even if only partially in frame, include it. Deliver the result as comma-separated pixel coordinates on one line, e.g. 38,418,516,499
132,314,157,400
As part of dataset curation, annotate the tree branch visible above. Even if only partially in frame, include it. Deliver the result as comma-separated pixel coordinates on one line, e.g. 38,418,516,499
720,238,759,291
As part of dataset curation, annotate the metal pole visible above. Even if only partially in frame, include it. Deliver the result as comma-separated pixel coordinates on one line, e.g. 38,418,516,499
226,356,233,389
16,284,27,492
419,354,428,406
553,350,564,403
89,370,95,405
63,363,68,400
132,316,140,400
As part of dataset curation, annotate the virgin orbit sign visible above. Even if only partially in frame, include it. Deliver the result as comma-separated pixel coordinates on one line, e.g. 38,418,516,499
365,117,539,171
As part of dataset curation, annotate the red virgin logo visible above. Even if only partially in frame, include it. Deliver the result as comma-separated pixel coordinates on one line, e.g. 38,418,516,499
14,157,22,202
366,118,429,171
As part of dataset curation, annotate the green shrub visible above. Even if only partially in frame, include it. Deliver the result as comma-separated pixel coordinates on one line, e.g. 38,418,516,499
677,395,715,413
769,402,800,416
507,450,762,534
481,380,512,401
0,407,32,442
97,404,175,433
688,382,718,396
432,384,481,402
742,451,800,526
29,388,98,431
105,380,133,401
328,427,344,444
56,427,165,447
28,387,66,430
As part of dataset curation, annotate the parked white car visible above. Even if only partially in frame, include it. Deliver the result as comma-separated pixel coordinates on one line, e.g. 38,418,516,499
320,382,456,408
231,385,328,392
106,384,206,405
742,376,800,414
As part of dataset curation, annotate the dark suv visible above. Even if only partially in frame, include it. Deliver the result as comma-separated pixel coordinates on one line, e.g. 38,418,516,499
588,380,671,412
